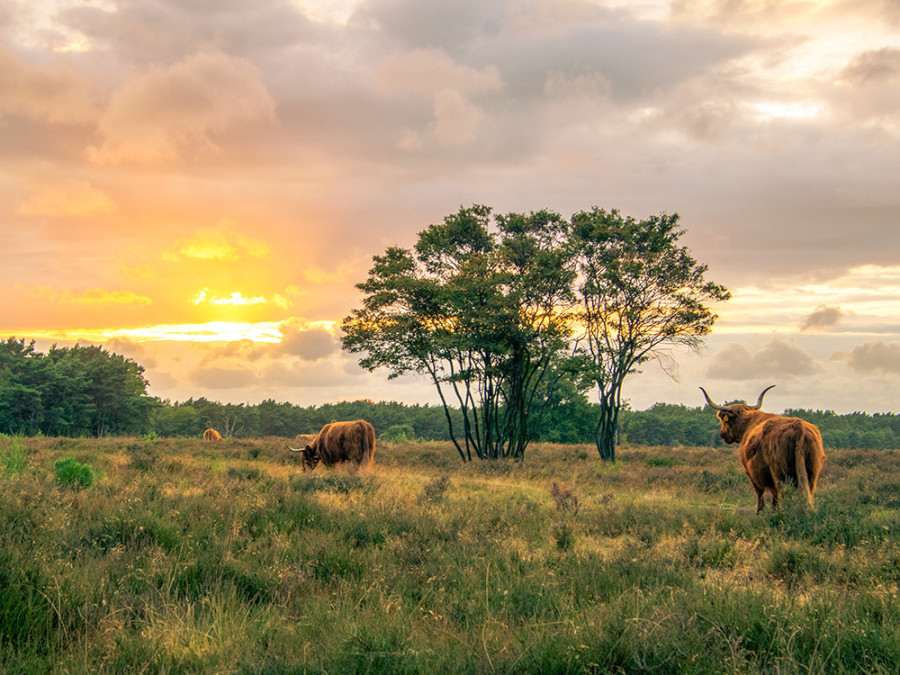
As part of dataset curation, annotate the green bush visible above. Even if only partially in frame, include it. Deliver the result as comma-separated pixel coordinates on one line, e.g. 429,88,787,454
54,457,94,489
383,424,416,443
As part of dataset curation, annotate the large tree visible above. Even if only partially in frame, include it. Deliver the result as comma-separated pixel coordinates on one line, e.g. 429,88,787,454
342,205,577,461
572,209,730,461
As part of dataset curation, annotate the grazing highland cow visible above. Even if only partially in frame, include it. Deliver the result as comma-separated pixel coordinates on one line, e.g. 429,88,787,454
203,428,223,442
700,386,825,513
288,420,375,471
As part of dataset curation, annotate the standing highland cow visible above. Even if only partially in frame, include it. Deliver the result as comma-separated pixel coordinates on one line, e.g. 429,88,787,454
700,386,825,513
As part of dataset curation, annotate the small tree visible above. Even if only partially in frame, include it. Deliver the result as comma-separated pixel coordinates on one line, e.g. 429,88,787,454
342,205,577,461
572,209,730,461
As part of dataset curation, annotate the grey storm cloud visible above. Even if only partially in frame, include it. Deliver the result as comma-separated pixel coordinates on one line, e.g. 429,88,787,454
704,338,821,380
847,341,900,375
800,305,843,332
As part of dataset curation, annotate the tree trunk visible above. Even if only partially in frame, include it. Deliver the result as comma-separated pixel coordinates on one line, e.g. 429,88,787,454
594,402,617,461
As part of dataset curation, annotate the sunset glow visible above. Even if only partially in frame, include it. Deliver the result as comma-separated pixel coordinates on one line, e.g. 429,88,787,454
2,0,898,412
14,322,285,344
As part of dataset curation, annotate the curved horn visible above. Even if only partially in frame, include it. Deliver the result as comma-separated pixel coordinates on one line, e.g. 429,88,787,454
699,387,728,412
286,444,303,453
751,385,776,410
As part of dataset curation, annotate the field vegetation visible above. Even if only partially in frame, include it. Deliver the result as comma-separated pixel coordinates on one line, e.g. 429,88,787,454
1,435,898,673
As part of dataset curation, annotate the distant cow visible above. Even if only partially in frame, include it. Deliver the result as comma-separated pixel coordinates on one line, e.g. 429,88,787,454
203,428,223,442
288,420,375,470
700,386,825,513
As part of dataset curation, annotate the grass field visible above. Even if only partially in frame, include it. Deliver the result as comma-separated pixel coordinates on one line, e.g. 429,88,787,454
1,435,898,673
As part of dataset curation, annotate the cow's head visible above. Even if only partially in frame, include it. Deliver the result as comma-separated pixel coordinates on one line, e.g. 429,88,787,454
299,445,320,470
287,444,321,470
700,386,775,444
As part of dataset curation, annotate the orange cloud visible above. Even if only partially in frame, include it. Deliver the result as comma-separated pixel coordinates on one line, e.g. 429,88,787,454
29,286,152,306
164,221,270,262
87,51,276,165
303,262,359,284
18,179,117,216
120,263,156,280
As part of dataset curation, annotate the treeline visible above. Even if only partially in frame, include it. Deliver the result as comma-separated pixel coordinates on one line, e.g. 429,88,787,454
2,338,898,449
158,398,900,450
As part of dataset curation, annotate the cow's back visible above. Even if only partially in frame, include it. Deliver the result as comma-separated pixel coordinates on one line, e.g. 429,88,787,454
317,420,375,466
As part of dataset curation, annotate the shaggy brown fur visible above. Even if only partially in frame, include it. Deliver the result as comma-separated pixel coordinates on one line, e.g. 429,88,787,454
288,420,375,471
203,428,223,442
701,386,825,513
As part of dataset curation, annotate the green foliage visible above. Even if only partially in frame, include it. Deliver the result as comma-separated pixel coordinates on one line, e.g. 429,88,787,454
1,435,27,474
342,205,731,463
53,457,94,489
383,423,416,443
342,205,580,461
572,208,730,461
0,338,155,437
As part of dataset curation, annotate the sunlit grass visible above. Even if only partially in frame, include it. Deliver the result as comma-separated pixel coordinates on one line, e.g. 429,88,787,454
0,437,897,672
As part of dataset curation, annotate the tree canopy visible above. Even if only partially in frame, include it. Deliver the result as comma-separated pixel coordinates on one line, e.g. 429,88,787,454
572,208,731,460
342,205,577,460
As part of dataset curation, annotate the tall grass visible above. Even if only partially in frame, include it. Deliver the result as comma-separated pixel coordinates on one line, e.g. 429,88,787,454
0,437,897,673
1,434,27,474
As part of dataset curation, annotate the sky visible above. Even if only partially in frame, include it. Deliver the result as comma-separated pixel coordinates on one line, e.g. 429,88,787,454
1,0,899,415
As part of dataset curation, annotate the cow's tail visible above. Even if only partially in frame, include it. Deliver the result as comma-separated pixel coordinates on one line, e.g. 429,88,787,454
795,438,814,508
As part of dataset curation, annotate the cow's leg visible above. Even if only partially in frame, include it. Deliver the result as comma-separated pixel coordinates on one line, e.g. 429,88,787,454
755,487,766,513
771,485,781,510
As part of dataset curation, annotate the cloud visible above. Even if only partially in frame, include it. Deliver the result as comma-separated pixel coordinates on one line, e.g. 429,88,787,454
279,319,338,360
834,47,900,127
263,358,359,388
704,338,821,380
106,338,158,369
18,179,117,216
303,263,359,284
87,51,276,165
164,222,270,262
839,47,900,85
357,0,509,53
377,48,502,96
800,305,844,332
190,364,259,389
0,46,98,124
28,287,152,307
430,89,484,145
846,341,900,375
197,340,269,365
376,49,501,146
192,290,292,309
